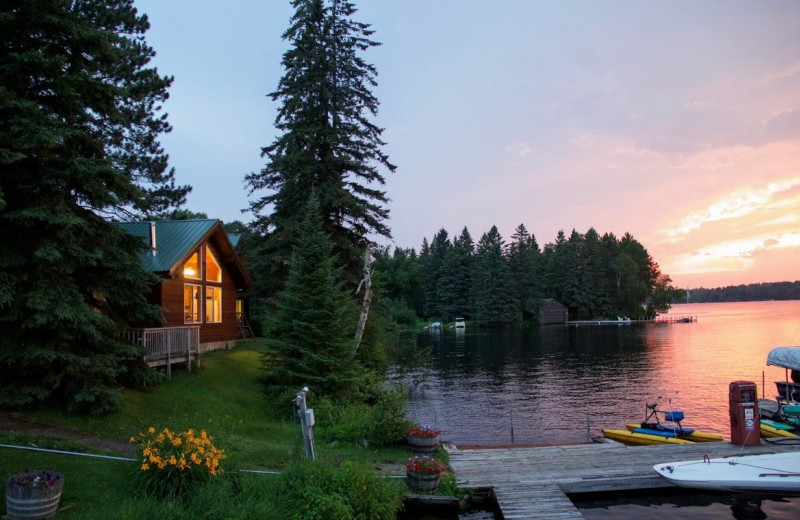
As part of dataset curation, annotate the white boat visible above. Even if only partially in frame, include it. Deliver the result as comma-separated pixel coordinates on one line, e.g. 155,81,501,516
454,317,465,329
653,451,800,495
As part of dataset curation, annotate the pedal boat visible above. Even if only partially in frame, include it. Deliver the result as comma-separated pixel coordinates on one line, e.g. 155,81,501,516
602,428,694,446
625,423,723,443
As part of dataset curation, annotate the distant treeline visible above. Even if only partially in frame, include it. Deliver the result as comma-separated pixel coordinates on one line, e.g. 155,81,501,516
373,224,678,327
682,281,800,303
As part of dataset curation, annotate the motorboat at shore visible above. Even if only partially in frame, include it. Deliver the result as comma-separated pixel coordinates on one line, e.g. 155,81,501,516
653,451,800,495
759,346,800,428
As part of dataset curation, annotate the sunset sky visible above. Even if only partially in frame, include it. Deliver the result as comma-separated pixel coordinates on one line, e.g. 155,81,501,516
134,0,800,289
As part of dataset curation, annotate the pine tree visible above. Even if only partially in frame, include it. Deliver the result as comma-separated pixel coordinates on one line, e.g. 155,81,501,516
245,0,394,297
261,193,361,399
508,224,541,322
471,226,519,327
438,227,474,320
0,0,188,413
421,229,450,318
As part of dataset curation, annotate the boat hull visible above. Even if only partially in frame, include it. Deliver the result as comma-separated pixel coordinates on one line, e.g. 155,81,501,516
654,452,800,495
602,429,694,446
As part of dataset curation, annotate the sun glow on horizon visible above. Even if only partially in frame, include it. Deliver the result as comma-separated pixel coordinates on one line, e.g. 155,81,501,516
660,178,800,242
668,233,800,275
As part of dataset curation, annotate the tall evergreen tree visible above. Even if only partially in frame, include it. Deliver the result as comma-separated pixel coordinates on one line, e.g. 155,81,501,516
438,227,474,320
508,224,541,321
471,226,519,327
0,0,188,413
421,229,450,318
261,193,360,399
245,0,394,297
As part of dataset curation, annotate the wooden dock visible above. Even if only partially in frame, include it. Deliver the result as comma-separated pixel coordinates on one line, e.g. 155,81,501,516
446,440,799,519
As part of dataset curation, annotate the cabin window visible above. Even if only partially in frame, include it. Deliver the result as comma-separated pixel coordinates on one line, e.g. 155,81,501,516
184,284,202,323
205,287,222,323
183,251,201,279
205,247,221,282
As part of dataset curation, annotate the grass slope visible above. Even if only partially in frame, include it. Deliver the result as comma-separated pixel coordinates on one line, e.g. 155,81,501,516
0,339,410,518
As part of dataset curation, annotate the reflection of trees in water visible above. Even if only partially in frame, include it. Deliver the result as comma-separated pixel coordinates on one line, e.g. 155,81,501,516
387,330,433,399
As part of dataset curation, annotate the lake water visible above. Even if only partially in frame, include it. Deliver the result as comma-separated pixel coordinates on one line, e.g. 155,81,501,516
400,300,800,445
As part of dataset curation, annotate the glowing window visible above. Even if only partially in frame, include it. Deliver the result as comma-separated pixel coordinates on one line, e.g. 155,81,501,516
205,287,222,323
184,284,202,323
183,251,200,279
205,247,221,282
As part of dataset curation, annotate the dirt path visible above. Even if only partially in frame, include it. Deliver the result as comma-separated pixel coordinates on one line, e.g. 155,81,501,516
0,415,135,456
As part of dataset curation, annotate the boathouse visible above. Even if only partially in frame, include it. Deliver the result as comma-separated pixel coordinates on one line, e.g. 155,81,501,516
539,299,569,325
117,219,251,372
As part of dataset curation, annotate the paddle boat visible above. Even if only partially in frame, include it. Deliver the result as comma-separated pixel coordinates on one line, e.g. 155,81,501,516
653,451,800,495
603,396,723,445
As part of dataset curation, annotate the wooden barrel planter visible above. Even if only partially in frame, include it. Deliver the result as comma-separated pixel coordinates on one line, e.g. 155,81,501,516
406,470,441,492
5,471,64,520
406,435,439,453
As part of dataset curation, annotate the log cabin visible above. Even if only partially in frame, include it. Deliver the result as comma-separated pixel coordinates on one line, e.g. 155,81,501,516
117,219,251,373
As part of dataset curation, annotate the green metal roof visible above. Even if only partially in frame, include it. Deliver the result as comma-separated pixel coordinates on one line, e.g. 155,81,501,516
227,233,241,248
117,219,218,273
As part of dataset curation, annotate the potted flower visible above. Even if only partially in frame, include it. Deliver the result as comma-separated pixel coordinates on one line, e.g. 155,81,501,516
406,423,442,453
6,470,64,520
406,455,447,491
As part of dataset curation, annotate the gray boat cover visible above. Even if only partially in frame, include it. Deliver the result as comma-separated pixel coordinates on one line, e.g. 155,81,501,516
766,346,800,371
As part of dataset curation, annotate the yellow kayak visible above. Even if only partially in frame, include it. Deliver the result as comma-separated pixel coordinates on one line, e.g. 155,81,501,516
625,424,723,443
603,429,695,446
760,421,798,438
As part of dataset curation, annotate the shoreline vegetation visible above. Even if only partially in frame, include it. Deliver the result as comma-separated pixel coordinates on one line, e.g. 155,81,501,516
0,339,456,519
678,281,800,303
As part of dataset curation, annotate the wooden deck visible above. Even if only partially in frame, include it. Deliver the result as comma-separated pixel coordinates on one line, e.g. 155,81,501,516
446,440,799,519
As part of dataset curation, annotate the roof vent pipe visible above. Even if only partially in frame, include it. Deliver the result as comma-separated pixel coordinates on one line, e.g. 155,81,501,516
149,222,157,256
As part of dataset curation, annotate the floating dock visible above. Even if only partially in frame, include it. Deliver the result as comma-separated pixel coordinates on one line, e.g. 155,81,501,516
566,314,696,326
446,440,799,519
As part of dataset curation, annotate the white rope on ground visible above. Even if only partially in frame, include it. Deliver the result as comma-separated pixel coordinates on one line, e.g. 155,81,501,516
0,443,406,478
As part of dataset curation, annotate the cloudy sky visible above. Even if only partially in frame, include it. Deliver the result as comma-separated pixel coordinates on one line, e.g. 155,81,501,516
134,0,800,289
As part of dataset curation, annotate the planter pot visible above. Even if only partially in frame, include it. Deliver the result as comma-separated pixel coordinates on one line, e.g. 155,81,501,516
406,470,441,491
6,471,64,520
406,435,439,453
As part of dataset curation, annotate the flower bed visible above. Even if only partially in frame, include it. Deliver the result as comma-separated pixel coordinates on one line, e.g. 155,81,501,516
130,426,226,499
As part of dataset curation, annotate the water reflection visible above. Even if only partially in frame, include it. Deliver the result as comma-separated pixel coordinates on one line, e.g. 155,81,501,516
396,301,800,445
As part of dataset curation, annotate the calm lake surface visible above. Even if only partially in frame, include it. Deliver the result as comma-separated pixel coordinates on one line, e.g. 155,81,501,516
399,300,800,445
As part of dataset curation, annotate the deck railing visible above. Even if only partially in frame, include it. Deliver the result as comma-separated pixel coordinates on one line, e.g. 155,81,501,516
123,326,200,378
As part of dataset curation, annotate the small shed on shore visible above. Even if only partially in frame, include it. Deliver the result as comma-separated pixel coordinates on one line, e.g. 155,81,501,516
540,299,568,325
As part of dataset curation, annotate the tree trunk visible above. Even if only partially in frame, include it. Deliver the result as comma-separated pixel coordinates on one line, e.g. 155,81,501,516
352,245,372,358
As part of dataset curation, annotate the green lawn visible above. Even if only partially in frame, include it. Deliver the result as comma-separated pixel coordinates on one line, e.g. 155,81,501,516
0,339,414,519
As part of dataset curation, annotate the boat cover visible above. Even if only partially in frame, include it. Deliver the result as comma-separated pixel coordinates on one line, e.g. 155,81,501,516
767,346,800,371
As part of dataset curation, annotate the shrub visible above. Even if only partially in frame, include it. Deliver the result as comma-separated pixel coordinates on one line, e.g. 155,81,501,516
315,386,413,446
130,427,226,499
275,461,404,520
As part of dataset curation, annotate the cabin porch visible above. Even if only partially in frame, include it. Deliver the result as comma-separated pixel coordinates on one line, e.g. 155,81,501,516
123,326,200,378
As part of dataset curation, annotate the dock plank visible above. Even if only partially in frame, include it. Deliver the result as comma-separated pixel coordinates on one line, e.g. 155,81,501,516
446,440,798,520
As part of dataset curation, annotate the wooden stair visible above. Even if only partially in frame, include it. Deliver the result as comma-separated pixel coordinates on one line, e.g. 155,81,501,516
236,312,254,339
